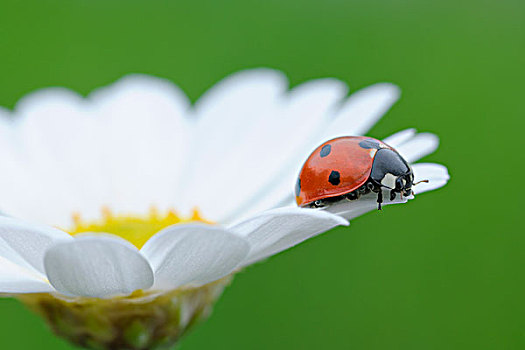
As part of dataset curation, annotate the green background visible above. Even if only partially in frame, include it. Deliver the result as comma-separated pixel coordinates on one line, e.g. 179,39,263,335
0,0,523,349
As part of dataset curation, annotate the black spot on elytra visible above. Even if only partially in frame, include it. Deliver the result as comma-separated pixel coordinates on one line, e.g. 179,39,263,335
320,144,331,157
328,170,340,186
359,139,381,149
295,177,301,196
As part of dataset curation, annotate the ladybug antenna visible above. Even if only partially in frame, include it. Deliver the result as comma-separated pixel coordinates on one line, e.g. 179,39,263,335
413,179,429,186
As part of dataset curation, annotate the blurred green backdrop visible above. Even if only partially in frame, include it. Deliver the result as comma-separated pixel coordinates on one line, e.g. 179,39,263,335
0,0,523,349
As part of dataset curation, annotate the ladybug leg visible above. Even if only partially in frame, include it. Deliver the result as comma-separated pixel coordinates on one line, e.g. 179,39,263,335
377,189,383,210
390,189,396,201
345,191,358,201
311,200,325,208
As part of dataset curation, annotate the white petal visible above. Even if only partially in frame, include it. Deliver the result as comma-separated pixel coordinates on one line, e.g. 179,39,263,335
0,76,193,225
223,179,295,225
0,121,27,219
0,89,95,227
176,69,288,218
321,83,400,139
229,207,348,266
88,75,193,216
44,236,153,297
202,76,347,222
141,224,250,290
0,215,58,293
395,133,439,163
0,216,72,274
411,163,450,194
0,256,54,294
382,128,416,148
14,90,111,226
184,71,345,221
0,106,9,120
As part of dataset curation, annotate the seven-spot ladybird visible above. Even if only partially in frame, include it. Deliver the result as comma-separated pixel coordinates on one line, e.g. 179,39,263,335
295,136,415,210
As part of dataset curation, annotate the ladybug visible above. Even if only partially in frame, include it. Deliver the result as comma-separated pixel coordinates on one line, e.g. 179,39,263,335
295,136,415,210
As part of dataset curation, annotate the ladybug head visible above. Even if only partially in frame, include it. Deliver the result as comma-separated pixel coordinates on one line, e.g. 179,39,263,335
369,148,414,200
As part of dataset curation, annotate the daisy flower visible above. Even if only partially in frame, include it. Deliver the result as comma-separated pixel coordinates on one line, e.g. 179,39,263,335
0,69,449,349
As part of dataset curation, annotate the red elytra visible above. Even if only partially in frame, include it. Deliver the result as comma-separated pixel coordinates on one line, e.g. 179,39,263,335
295,136,393,207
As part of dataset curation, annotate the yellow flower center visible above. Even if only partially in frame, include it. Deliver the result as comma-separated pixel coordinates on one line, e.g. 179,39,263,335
67,207,210,249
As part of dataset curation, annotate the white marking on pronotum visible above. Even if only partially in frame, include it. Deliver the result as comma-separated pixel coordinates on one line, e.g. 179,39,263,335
369,149,377,158
381,173,397,189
